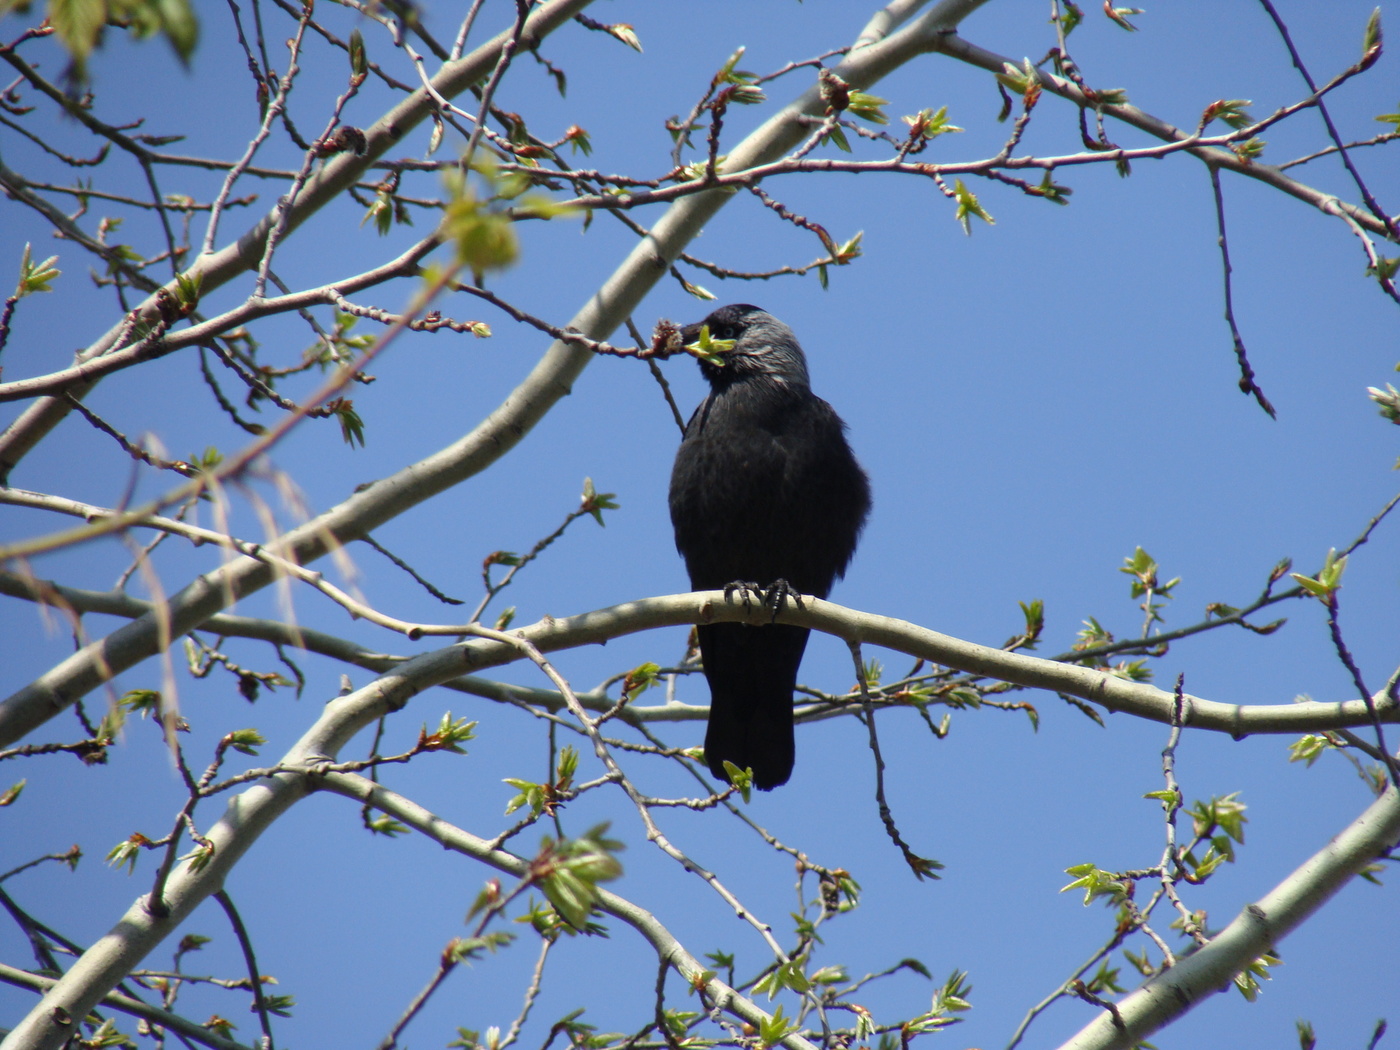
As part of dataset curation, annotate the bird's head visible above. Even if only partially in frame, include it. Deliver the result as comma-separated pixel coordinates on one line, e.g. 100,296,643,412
681,304,811,389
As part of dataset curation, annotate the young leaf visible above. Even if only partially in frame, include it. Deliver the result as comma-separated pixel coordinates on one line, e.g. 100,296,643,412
15,243,61,296
581,477,619,525
952,179,995,235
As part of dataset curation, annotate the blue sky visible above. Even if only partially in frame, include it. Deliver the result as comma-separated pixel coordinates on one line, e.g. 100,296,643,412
2,2,1398,1047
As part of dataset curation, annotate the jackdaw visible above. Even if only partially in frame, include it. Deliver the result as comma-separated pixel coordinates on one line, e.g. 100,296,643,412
668,304,870,790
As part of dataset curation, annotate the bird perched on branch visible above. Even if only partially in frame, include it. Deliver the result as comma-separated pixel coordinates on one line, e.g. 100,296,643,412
668,304,870,790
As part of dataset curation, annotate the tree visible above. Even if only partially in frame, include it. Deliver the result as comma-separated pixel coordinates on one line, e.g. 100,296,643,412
1,1,1398,1048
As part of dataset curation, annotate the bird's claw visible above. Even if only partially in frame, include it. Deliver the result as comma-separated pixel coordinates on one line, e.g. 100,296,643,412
761,579,803,623
723,579,803,623
723,581,765,611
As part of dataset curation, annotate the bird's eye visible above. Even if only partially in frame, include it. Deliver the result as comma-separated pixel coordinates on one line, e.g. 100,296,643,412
714,324,734,339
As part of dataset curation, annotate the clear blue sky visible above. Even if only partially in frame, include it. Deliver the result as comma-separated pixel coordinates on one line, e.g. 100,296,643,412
2,2,1398,1047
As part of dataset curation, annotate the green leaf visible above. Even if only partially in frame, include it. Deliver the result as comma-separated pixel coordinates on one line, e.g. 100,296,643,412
719,760,753,801
225,728,264,756
49,0,200,73
565,125,591,154
423,711,476,753
606,23,642,52
846,91,889,125
622,662,661,701
330,398,365,447
1059,1,1084,35
1288,733,1336,766
716,46,745,80
48,0,107,67
754,958,811,1000
174,269,202,308
834,230,863,264
1357,861,1386,886
580,476,619,525
683,324,737,366
1187,792,1247,843
1061,862,1128,904
1366,257,1400,284
1289,548,1346,600
1232,137,1266,161
1085,960,1123,994
504,778,546,817
1032,169,1072,204
1122,947,1153,976
79,1018,136,1049
348,28,367,79
1367,382,1400,421
366,814,409,836
181,841,216,873
95,702,126,742
466,880,504,923
120,688,162,716
361,189,394,235
1104,5,1144,31
1202,99,1254,130
1362,7,1383,65
677,274,716,300
0,780,24,807
899,956,931,979
952,178,995,236
995,58,1037,95
902,106,963,140
757,1005,797,1048
1232,950,1280,1001
533,823,624,928
442,173,519,281
446,932,515,965
107,835,143,874
15,243,61,297
1019,598,1045,642
153,0,198,64
931,969,973,1013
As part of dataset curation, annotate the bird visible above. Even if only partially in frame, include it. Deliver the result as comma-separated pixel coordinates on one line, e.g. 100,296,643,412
668,304,870,790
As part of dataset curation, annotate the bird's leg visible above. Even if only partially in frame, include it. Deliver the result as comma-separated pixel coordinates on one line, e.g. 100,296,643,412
723,580,765,612
761,579,804,623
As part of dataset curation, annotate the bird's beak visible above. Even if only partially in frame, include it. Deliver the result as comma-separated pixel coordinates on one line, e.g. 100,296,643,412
679,322,703,345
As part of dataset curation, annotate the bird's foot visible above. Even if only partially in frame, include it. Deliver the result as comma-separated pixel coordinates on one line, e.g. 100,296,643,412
723,580,765,611
761,579,804,623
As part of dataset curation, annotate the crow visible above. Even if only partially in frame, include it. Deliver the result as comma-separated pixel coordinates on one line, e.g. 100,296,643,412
668,304,870,789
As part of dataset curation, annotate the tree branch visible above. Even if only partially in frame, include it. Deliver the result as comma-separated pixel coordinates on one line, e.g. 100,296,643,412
0,0,997,745
0,0,597,480
1054,784,1400,1050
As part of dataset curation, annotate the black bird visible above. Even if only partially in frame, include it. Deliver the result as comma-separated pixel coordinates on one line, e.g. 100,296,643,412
668,305,871,790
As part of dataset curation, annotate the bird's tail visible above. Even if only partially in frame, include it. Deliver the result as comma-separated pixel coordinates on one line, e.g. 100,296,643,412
698,622,809,790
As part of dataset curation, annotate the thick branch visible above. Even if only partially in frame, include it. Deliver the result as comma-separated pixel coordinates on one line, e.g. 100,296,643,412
0,0,596,480
4,572,1392,746
0,605,819,1050
0,0,993,747
0,237,441,404
0,962,254,1050
1055,785,1400,1050
320,773,820,1050
8,574,1394,1047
